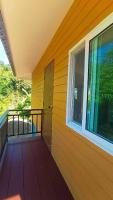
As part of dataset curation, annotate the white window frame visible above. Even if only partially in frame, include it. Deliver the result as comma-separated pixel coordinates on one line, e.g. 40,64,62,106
66,12,113,156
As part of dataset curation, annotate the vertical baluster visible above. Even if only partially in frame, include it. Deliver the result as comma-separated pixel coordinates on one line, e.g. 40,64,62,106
13,115,14,136
18,115,19,135
7,114,8,139
23,115,24,135
27,116,29,134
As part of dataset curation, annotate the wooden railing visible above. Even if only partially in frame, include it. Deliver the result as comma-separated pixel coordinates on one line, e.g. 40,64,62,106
0,109,43,161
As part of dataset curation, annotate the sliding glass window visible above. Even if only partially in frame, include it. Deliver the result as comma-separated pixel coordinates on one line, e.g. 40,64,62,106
67,17,113,152
86,24,113,143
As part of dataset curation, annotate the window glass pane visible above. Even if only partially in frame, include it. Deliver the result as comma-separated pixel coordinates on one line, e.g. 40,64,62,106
73,48,85,125
86,24,113,142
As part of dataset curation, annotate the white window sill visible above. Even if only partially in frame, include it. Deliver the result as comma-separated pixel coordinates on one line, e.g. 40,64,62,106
67,121,113,156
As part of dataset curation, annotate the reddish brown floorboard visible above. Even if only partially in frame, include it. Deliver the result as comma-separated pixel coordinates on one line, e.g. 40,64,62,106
0,137,74,200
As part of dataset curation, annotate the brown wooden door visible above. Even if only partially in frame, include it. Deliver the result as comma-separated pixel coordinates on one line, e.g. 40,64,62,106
42,60,54,150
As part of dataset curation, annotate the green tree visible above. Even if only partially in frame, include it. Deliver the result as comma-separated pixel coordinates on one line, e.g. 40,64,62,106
0,64,31,115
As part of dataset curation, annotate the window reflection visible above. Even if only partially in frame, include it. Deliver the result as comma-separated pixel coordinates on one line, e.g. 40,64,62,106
86,25,113,143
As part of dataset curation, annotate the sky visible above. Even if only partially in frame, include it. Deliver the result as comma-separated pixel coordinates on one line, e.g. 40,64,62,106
0,40,9,65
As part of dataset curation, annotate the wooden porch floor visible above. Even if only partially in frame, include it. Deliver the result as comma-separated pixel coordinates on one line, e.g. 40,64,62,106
0,137,73,200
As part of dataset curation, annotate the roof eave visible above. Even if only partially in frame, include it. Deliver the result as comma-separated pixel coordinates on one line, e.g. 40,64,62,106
0,12,16,76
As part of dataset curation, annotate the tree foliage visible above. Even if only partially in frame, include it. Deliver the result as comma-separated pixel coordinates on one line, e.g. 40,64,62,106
99,49,113,102
0,64,31,115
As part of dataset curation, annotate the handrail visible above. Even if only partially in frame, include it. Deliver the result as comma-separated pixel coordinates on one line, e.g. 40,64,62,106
8,109,43,111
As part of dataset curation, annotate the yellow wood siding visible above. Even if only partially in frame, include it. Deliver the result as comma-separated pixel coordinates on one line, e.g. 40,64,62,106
32,1,113,199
